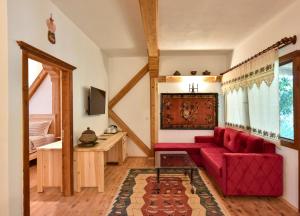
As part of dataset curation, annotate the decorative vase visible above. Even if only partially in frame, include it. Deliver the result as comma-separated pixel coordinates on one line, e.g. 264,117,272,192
190,70,197,75
202,70,211,75
173,70,181,76
78,127,98,147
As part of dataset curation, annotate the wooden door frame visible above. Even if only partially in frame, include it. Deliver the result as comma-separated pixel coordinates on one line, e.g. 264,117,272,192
17,41,76,216
279,50,300,211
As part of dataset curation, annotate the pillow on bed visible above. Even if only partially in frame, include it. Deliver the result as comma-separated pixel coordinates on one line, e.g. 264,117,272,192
29,121,52,136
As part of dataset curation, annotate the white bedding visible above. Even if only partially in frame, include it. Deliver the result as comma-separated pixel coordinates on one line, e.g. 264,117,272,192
29,134,55,154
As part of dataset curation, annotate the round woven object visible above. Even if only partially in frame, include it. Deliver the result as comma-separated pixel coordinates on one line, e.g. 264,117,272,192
79,127,97,144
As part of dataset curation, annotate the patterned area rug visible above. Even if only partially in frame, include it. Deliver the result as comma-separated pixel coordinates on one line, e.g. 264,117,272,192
108,169,225,216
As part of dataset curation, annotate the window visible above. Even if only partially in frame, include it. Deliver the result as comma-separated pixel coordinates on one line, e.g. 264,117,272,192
279,51,300,150
279,62,294,141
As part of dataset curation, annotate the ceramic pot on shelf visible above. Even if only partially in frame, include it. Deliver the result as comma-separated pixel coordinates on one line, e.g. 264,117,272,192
78,127,97,147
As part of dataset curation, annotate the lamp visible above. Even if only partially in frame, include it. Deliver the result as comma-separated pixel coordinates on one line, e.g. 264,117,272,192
189,82,198,93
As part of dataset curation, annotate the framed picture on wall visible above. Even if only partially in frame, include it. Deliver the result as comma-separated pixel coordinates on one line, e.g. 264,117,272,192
160,93,218,130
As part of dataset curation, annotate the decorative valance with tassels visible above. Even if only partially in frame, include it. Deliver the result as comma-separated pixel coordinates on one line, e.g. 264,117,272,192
221,49,278,93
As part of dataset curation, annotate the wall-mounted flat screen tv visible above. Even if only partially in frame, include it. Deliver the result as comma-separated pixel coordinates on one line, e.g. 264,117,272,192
88,86,106,115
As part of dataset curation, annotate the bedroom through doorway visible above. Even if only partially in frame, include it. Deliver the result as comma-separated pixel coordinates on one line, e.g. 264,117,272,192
28,58,62,202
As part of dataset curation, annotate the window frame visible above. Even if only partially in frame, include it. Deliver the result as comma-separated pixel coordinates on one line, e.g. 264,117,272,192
279,51,300,150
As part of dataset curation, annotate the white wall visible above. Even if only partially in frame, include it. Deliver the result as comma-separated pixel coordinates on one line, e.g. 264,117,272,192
7,0,108,214
231,1,300,208
28,58,43,86
0,0,9,215
232,1,300,65
29,75,52,114
108,53,230,155
158,52,230,142
108,56,149,156
160,51,232,76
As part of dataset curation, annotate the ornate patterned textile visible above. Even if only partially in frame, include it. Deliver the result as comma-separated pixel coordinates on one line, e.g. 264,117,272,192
221,49,278,93
108,169,225,216
160,93,218,130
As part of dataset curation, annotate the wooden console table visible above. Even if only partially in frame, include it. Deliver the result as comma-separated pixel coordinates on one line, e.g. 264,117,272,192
37,140,62,192
74,132,127,192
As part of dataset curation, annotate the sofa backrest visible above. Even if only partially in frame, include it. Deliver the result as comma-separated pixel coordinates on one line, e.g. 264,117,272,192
213,127,225,146
223,127,275,153
262,140,276,153
224,128,242,152
237,133,264,153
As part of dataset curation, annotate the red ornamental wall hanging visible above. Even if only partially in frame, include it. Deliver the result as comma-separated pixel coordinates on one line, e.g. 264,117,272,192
160,93,218,130
46,14,56,44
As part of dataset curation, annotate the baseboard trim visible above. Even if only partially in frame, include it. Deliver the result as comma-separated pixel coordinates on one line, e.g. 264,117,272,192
279,197,298,212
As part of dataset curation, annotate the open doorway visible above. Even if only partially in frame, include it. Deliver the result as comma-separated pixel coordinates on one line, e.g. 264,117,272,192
18,41,76,216
28,58,62,200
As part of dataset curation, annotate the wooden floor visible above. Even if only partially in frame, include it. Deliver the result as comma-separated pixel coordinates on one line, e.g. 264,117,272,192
30,157,299,216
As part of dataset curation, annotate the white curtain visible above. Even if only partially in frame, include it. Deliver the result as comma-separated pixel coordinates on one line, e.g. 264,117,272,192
225,88,249,129
223,49,279,140
222,49,278,93
247,60,279,139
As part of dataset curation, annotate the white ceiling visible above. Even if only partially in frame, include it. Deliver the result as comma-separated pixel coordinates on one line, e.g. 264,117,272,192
159,0,296,50
51,0,147,56
52,0,296,55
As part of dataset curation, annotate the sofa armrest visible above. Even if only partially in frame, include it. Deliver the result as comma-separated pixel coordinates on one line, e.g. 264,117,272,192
194,136,214,143
222,153,283,196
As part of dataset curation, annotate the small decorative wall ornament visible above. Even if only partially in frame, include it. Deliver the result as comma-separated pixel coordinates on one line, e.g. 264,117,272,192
190,70,197,75
46,14,56,44
173,70,181,76
202,70,211,75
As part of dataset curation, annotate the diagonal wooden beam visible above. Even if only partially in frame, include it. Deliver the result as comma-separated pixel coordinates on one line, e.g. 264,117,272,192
108,109,151,156
29,69,48,100
108,64,149,109
139,0,159,57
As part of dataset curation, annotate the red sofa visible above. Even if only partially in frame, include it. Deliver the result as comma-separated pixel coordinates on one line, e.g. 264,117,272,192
154,127,283,196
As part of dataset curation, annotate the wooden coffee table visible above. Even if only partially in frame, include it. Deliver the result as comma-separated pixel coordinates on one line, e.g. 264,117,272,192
155,151,197,193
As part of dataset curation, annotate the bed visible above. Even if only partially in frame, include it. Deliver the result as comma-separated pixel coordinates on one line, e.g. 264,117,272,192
29,114,60,161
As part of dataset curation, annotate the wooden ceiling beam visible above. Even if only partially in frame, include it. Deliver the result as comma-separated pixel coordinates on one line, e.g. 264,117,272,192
139,0,159,57
28,69,48,100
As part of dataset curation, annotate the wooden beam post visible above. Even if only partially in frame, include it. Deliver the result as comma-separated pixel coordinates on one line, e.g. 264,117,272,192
47,66,61,138
139,0,159,57
149,56,159,155
61,70,73,196
139,0,159,154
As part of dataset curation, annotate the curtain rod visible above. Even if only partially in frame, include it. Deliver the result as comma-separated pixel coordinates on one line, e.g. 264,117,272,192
220,35,297,76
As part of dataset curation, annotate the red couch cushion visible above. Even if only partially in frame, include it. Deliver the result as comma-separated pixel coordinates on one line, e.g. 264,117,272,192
236,133,264,153
195,136,214,143
245,134,264,153
224,128,241,152
201,148,230,177
263,140,276,153
214,127,225,146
